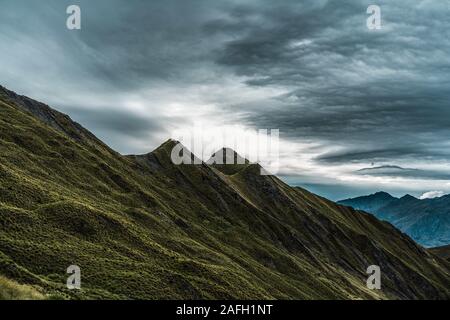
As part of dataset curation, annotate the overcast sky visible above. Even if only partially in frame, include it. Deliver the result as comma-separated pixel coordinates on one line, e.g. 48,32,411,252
1,0,450,200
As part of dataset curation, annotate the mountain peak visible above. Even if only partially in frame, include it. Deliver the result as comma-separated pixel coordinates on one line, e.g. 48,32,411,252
339,191,395,203
1,86,450,299
338,191,397,216
373,191,394,198
206,148,251,175
0,84,109,149
206,148,250,165
152,139,181,153
148,139,199,164
400,194,418,201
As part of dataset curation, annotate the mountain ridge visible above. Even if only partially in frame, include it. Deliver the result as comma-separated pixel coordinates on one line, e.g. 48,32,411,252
0,85,449,299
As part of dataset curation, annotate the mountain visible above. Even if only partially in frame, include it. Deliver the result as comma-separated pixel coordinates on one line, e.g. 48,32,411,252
0,85,449,299
0,275,44,300
339,193,450,248
206,148,251,175
430,245,450,262
337,192,397,214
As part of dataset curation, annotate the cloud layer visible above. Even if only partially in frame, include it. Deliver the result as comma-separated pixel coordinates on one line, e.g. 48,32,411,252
1,0,449,199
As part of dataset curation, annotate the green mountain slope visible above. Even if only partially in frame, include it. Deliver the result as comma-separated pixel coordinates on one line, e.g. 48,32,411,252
0,86,449,299
0,275,45,300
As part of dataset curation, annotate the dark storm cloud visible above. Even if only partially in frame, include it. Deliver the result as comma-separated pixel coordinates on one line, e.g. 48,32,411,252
316,148,425,164
1,0,450,199
65,107,166,139
211,0,450,164
0,0,234,153
0,0,223,90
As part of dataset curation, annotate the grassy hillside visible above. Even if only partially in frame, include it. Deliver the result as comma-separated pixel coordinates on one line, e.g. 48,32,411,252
430,246,450,261
0,86,449,299
0,275,44,300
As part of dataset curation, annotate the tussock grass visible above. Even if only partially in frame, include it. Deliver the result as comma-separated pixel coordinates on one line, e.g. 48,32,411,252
0,275,44,300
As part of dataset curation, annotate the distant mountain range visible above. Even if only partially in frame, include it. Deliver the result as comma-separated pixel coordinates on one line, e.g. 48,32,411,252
0,85,449,299
339,192,450,248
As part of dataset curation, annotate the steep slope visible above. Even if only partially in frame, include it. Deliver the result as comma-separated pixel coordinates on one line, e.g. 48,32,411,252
206,148,251,176
430,245,450,262
0,86,112,151
339,193,450,247
0,86,449,299
0,275,45,300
